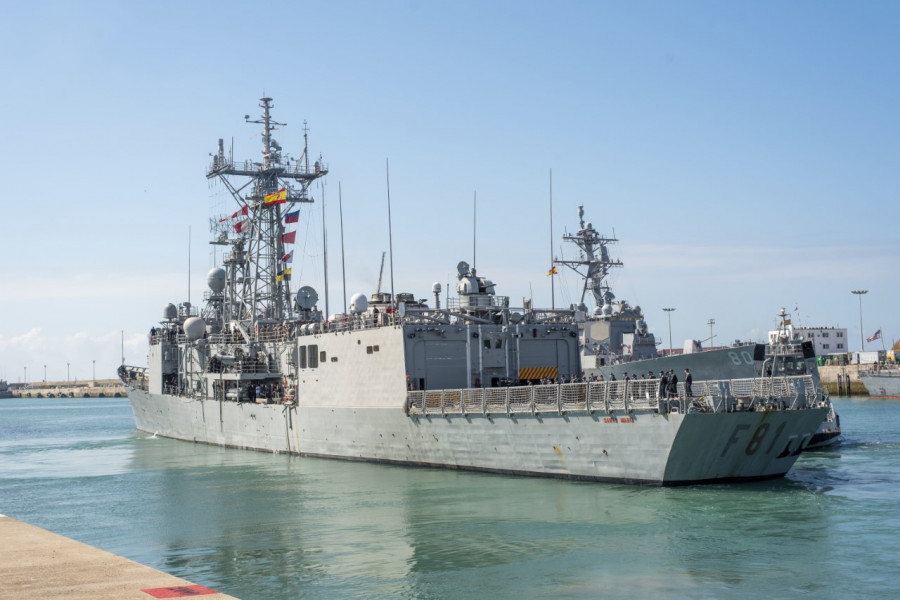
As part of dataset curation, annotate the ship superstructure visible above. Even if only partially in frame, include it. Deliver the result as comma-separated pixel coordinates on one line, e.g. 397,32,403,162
556,206,658,364
119,97,830,485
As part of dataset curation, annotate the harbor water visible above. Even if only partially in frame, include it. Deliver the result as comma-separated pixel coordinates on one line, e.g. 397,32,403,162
1,397,898,599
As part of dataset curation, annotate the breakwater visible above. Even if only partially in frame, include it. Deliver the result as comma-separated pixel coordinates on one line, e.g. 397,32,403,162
7,379,126,399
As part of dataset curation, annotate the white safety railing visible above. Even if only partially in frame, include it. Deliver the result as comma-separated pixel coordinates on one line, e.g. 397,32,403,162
406,374,819,417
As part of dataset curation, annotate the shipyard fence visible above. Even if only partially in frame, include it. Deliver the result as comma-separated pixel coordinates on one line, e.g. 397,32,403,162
406,374,819,417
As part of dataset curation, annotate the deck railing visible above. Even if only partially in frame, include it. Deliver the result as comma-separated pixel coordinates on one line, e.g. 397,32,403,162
406,375,819,417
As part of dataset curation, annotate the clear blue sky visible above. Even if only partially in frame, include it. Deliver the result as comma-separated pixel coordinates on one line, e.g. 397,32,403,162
1,0,897,382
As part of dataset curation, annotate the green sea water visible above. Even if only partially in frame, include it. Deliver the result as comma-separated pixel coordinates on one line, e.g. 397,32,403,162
1,397,898,599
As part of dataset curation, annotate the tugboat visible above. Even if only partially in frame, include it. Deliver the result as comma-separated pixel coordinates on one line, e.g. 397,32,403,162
763,309,841,448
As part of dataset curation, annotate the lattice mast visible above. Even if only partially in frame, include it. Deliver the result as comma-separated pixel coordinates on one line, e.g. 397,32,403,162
207,97,327,332
555,205,623,309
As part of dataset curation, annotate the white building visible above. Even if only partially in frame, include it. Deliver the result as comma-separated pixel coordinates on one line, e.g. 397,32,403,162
795,327,848,356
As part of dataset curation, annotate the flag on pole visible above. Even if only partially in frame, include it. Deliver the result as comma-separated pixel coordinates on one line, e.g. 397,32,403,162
285,210,299,224
277,268,292,282
546,266,558,277
281,231,296,244
264,188,287,205
281,250,293,263
218,205,248,222
867,329,882,343
234,219,248,233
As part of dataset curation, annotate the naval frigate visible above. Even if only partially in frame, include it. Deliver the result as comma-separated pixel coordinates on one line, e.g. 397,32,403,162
119,97,828,485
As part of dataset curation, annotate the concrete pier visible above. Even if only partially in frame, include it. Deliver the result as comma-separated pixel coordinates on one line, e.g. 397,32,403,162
0,515,238,600
818,364,869,396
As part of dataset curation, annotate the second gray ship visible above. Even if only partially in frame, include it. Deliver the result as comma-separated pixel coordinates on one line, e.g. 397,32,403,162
557,208,840,447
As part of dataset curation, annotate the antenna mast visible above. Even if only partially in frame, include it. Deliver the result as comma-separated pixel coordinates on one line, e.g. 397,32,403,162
549,168,554,310
473,190,477,270
386,159,395,309
376,251,386,295
339,182,347,314
206,97,327,331
188,225,191,307
321,180,329,317
556,205,623,310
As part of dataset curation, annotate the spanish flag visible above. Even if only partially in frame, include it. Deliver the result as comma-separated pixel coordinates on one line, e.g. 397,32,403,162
264,187,287,205
546,266,558,277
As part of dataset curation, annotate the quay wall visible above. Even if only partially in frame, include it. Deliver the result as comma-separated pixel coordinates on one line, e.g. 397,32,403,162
818,365,869,396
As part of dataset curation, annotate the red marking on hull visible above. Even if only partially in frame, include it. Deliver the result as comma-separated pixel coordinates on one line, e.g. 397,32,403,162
141,584,218,598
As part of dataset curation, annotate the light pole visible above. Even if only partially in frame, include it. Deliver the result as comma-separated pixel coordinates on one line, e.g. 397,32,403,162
67,362,70,382
851,290,867,351
663,308,675,355
44,364,47,383
707,318,715,348
23,366,27,385
92,360,96,382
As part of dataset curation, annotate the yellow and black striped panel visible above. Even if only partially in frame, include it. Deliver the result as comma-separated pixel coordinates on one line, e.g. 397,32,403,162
518,366,558,381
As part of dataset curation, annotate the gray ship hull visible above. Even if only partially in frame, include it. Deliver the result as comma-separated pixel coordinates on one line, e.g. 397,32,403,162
859,370,900,399
586,345,762,382
127,387,825,485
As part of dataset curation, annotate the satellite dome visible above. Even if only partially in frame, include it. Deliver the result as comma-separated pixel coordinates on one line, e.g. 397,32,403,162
349,293,368,314
163,303,177,320
207,267,226,293
432,282,442,294
183,316,207,341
